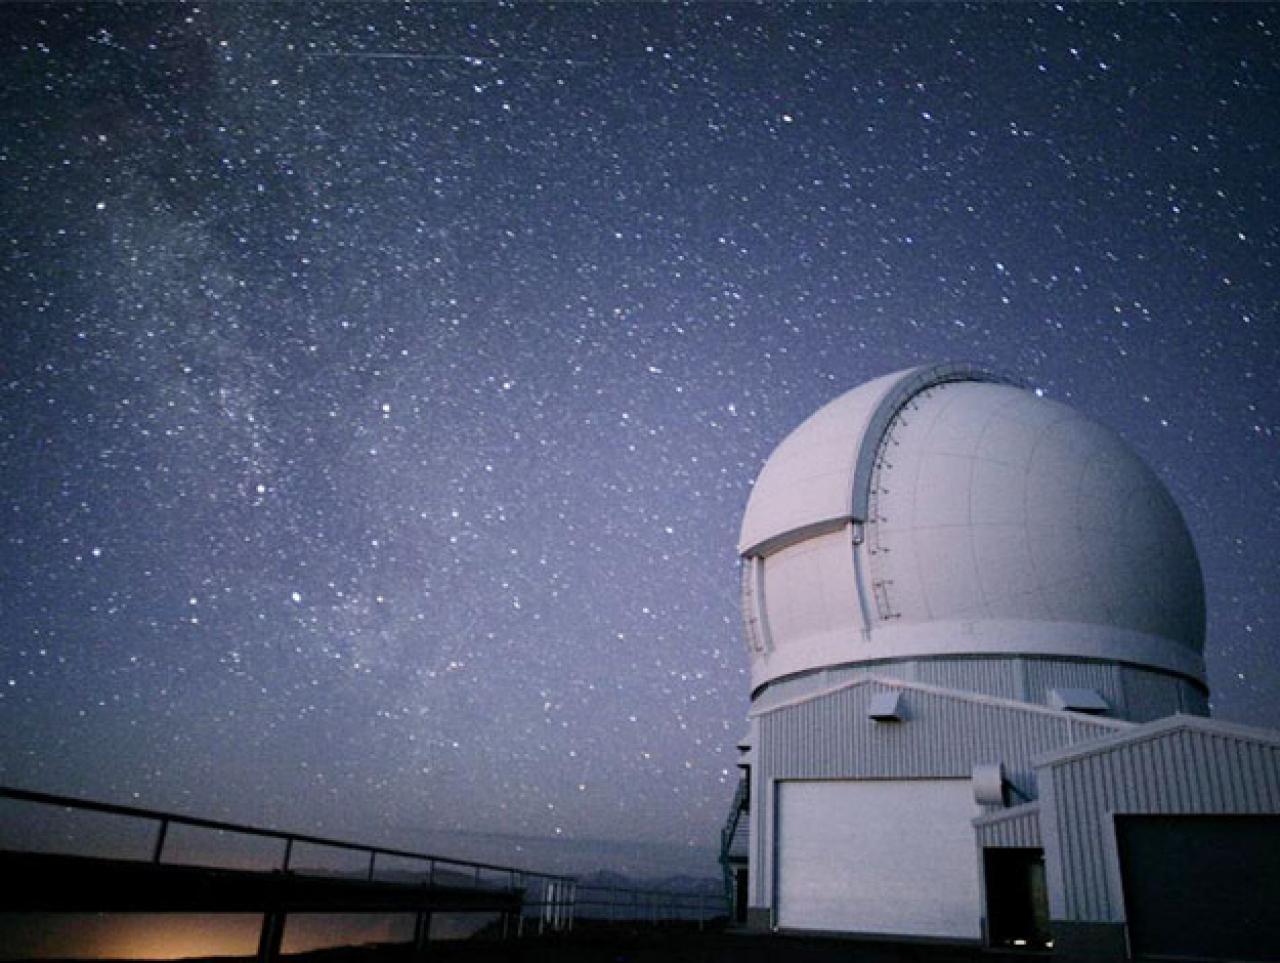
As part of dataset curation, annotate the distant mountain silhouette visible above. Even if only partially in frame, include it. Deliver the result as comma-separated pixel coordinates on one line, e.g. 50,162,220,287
382,824,720,879
577,868,720,894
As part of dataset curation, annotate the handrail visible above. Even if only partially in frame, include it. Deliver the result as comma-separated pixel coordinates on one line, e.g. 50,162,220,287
0,785,574,885
575,884,718,901
572,882,727,926
719,776,748,858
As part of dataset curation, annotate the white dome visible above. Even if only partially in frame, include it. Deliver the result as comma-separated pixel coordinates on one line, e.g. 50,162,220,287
739,364,1206,695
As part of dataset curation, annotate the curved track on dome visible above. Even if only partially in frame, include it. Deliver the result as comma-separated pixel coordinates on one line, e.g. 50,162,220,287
739,364,1206,698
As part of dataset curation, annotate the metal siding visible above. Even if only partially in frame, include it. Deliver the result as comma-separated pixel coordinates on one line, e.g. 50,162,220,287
975,805,1041,848
762,683,1120,785
1179,683,1210,716
1023,660,1125,715
749,751,767,906
1044,727,1280,924
759,658,1204,724
1255,742,1280,808
874,658,1206,724
1039,769,1068,919
1062,759,1090,918
755,681,1124,912
1071,757,1104,919
1050,766,1077,919
1119,665,1183,722
913,658,1024,701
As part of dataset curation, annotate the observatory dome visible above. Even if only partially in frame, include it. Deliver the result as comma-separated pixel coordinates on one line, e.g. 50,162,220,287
739,363,1206,699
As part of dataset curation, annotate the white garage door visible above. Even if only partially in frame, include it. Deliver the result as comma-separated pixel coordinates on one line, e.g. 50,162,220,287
776,779,980,938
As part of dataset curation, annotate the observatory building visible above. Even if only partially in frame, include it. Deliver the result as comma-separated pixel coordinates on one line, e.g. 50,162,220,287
720,363,1280,962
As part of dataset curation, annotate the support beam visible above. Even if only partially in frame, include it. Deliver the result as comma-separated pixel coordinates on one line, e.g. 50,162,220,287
412,911,431,959
257,911,286,963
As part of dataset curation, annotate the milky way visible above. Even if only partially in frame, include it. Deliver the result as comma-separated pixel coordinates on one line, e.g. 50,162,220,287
1,3,1277,876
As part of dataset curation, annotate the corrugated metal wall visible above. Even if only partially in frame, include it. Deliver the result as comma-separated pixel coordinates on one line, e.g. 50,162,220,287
751,680,1124,907
760,680,1121,791
1043,727,1280,923
1120,664,1183,721
914,658,1024,701
975,804,1042,848
1178,683,1210,716
753,656,1204,722
1024,660,1125,713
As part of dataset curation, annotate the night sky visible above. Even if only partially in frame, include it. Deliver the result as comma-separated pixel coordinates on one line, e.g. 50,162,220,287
2,2,1277,879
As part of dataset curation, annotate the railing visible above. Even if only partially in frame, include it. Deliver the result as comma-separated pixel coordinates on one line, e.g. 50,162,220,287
525,876,577,934
574,884,727,927
720,777,749,861
0,785,574,898
0,784,579,958
719,776,749,902
0,786,725,946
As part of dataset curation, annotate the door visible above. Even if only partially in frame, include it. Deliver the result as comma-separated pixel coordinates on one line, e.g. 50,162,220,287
733,867,749,924
983,848,1050,948
1117,814,1280,961
774,779,981,938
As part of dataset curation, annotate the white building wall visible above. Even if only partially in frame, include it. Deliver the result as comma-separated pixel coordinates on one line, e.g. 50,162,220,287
750,678,1125,917
974,802,1042,848
1037,719,1280,924
752,656,1204,722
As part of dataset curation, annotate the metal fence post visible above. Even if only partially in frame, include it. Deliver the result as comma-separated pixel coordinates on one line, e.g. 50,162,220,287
257,911,286,963
412,911,431,960
152,818,169,863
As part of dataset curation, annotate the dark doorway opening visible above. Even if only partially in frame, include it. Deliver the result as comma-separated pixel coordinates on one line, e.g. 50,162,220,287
984,848,1051,949
1117,814,1280,961
732,867,748,924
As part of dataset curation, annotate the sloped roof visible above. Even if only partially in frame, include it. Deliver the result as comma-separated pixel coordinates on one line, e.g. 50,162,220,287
1033,712,1280,767
973,801,1040,829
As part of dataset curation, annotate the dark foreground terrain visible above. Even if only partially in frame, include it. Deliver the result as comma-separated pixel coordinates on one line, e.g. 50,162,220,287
389,930,1038,963
21,923,1044,963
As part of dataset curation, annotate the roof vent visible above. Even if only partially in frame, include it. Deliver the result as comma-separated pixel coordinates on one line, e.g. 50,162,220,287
1049,688,1109,714
867,690,905,722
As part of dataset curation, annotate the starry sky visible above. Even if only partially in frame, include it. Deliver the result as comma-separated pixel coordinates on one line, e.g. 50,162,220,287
1,2,1277,878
